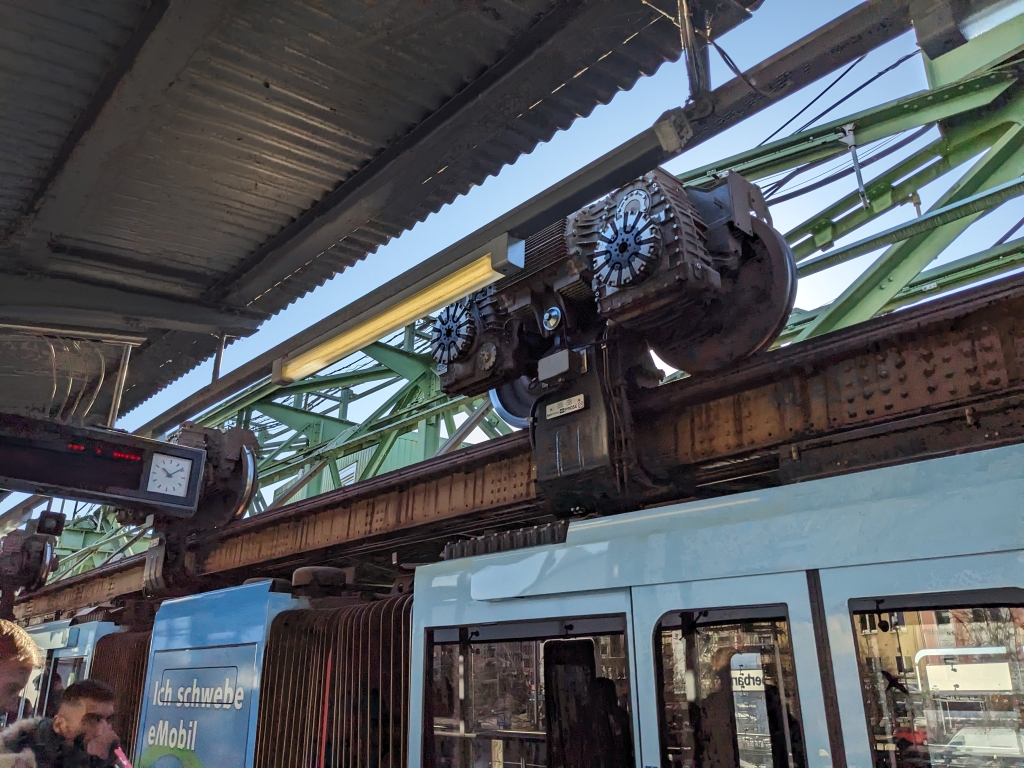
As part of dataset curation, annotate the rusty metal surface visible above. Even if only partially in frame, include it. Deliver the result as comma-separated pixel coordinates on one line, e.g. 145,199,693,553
636,275,1024,475
21,275,1024,619
191,433,535,576
15,556,145,620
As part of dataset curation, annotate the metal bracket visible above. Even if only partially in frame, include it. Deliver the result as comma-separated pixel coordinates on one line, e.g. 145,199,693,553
143,534,167,595
654,108,695,154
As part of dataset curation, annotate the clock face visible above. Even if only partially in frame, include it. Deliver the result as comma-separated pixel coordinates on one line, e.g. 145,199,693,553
147,453,193,498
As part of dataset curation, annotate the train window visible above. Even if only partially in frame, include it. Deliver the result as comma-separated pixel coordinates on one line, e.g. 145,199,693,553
425,616,634,768
654,608,806,768
43,656,85,717
851,601,1024,768
19,655,52,719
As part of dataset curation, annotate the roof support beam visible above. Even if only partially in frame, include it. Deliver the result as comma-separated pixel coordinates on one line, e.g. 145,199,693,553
0,274,266,337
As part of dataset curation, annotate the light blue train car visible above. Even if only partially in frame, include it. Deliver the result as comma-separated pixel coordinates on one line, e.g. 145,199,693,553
409,442,1024,768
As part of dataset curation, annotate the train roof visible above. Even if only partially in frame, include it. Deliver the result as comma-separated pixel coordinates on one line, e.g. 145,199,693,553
415,443,1024,607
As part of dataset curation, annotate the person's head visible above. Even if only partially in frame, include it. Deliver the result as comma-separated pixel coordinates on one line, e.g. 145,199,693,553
0,620,41,712
53,680,117,757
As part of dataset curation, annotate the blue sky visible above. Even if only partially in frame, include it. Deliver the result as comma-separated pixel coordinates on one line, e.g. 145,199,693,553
70,1,1024,431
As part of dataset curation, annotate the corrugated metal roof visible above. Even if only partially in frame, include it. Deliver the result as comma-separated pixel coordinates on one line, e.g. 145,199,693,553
0,0,150,235
0,0,730,419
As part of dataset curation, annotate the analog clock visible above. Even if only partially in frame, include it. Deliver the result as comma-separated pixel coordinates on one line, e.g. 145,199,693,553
147,453,193,497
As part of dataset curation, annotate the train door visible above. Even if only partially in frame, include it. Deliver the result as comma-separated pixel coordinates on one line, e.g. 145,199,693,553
631,572,834,768
818,549,1024,768
412,588,643,768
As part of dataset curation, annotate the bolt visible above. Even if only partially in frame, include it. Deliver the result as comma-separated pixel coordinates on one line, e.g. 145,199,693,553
542,306,562,331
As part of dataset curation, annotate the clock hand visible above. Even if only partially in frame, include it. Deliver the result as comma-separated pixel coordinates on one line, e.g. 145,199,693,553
168,467,184,476
161,468,173,477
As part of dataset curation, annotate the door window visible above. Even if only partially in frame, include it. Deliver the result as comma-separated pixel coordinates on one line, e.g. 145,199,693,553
425,616,634,768
43,656,85,717
654,608,806,768
851,600,1024,768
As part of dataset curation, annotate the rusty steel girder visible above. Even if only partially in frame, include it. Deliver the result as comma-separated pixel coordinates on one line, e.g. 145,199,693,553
189,436,534,576
18,274,1024,620
15,435,536,619
636,275,1024,484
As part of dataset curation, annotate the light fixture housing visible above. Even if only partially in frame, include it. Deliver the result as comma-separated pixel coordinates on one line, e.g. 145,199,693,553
272,233,523,383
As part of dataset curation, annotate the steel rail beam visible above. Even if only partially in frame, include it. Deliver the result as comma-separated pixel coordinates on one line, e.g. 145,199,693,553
20,271,1024,620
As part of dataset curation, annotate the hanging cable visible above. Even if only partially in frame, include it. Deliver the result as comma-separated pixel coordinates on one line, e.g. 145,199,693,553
791,50,921,134
700,32,775,99
767,125,932,204
764,129,912,200
759,55,866,146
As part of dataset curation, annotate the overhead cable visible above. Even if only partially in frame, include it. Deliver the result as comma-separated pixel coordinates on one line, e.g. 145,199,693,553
759,55,866,146
791,49,921,134
767,125,932,203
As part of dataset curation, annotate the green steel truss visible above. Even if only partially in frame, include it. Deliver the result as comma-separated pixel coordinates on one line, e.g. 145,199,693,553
44,14,1024,574
192,320,511,513
677,21,1024,344
51,504,150,581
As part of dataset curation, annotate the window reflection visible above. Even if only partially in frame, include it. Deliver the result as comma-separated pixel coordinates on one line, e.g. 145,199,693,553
656,613,805,768
853,604,1024,768
43,657,85,717
427,620,634,768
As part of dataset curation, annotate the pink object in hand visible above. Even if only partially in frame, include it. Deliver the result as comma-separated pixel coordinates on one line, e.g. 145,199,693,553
113,746,133,768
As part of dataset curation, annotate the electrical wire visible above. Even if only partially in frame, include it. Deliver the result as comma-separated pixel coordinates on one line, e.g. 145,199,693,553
767,125,932,204
791,49,921,134
759,55,866,146
702,33,775,99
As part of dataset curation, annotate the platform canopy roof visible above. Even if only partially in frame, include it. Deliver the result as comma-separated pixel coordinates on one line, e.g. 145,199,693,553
0,0,764,422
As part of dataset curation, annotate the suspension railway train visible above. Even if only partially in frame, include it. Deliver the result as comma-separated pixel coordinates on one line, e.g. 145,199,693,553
13,441,1024,768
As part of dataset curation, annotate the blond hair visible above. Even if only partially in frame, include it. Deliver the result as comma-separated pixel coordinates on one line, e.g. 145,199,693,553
0,620,41,667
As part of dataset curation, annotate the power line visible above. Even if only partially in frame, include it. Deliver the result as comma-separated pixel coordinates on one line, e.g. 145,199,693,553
767,125,932,204
759,55,865,147
764,130,908,200
791,49,921,134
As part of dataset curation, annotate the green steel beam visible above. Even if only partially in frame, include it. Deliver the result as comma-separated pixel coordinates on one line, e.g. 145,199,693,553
888,237,1024,308
796,175,1024,276
798,120,1024,339
679,69,1015,187
362,342,434,382
250,401,354,442
273,366,393,395
779,237,1024,342
359,430,401,481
